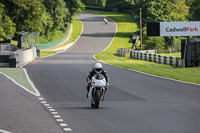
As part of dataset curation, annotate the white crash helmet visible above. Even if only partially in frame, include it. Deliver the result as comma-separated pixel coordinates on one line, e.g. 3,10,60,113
94,63,103,73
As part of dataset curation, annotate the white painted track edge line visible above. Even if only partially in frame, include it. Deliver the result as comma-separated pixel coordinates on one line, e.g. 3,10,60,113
91,14,200,87
38,97,44,101
60,123,68,127
0,72,39,96
63,128,72,131
23,68,41,96
44,104,50,106
0,129,12,133
52,112,58,114
54,115,61,118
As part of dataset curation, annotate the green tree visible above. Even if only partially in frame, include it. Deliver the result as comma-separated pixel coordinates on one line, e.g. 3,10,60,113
39,10,54,38
189,0,200,21
82,0,106,7
44,0,70,33
132,0,188,24
106,0,133,9
185,0,193,6
64,0,85,22
2,0,46,34
0,3,16,40
145,37,165,50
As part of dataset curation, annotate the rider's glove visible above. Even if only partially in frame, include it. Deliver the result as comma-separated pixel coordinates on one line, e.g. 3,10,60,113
86,77,90,82
86,78,91,83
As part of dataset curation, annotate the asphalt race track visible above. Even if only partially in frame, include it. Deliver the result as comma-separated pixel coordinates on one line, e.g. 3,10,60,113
0,74,64,133
26,13,200,133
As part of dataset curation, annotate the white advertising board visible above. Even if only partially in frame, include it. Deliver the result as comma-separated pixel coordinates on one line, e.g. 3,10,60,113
160,22,200,36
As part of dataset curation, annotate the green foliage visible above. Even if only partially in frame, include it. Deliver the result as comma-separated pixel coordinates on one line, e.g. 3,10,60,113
44,0,70,32
0,0,84,43
0,3,16,40
185,0,193,6
64,0,85,22
189,0,200,21
82,0,106,7
132,0,188,25
68,17,83,43
166,0,189,21
106,0,133,9
145,37,165,50
2,0,46,34
39,10,54,38
138,0,188,50
38,30,67,44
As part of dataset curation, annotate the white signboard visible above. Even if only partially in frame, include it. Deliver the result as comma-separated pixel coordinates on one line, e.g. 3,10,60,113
160,22,200,36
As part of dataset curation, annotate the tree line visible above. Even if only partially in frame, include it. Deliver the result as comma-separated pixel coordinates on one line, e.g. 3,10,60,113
81,0,199,22
0,0,84,42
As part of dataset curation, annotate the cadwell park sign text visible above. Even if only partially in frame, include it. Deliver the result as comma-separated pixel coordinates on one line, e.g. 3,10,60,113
147,21,200,37
160,22,200,36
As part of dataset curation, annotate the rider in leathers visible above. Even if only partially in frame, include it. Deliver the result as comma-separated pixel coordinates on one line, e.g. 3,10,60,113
86,63,110,97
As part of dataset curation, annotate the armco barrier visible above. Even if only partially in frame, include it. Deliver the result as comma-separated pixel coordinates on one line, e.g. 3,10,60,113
37,24,72,50
130,51,182,67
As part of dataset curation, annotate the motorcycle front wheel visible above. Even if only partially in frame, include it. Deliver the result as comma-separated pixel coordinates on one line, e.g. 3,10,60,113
94,91,101,109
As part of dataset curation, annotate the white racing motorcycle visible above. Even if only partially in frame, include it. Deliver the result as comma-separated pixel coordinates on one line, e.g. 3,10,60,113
88,74,107,109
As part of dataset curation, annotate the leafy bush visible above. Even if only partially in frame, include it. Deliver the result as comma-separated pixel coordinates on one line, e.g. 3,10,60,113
145,37,165,50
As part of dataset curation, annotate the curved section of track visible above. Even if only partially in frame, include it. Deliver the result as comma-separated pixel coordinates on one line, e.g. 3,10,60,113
26,13,200,133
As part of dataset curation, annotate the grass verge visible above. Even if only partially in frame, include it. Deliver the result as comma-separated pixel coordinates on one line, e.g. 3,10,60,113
159,52,181,57
0,68,35,93
40,51,56,57
68,17,83,44
85,10,200,84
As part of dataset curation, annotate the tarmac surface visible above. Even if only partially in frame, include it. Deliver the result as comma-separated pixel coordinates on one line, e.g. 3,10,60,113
25,13,200,133
0,74,64,133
